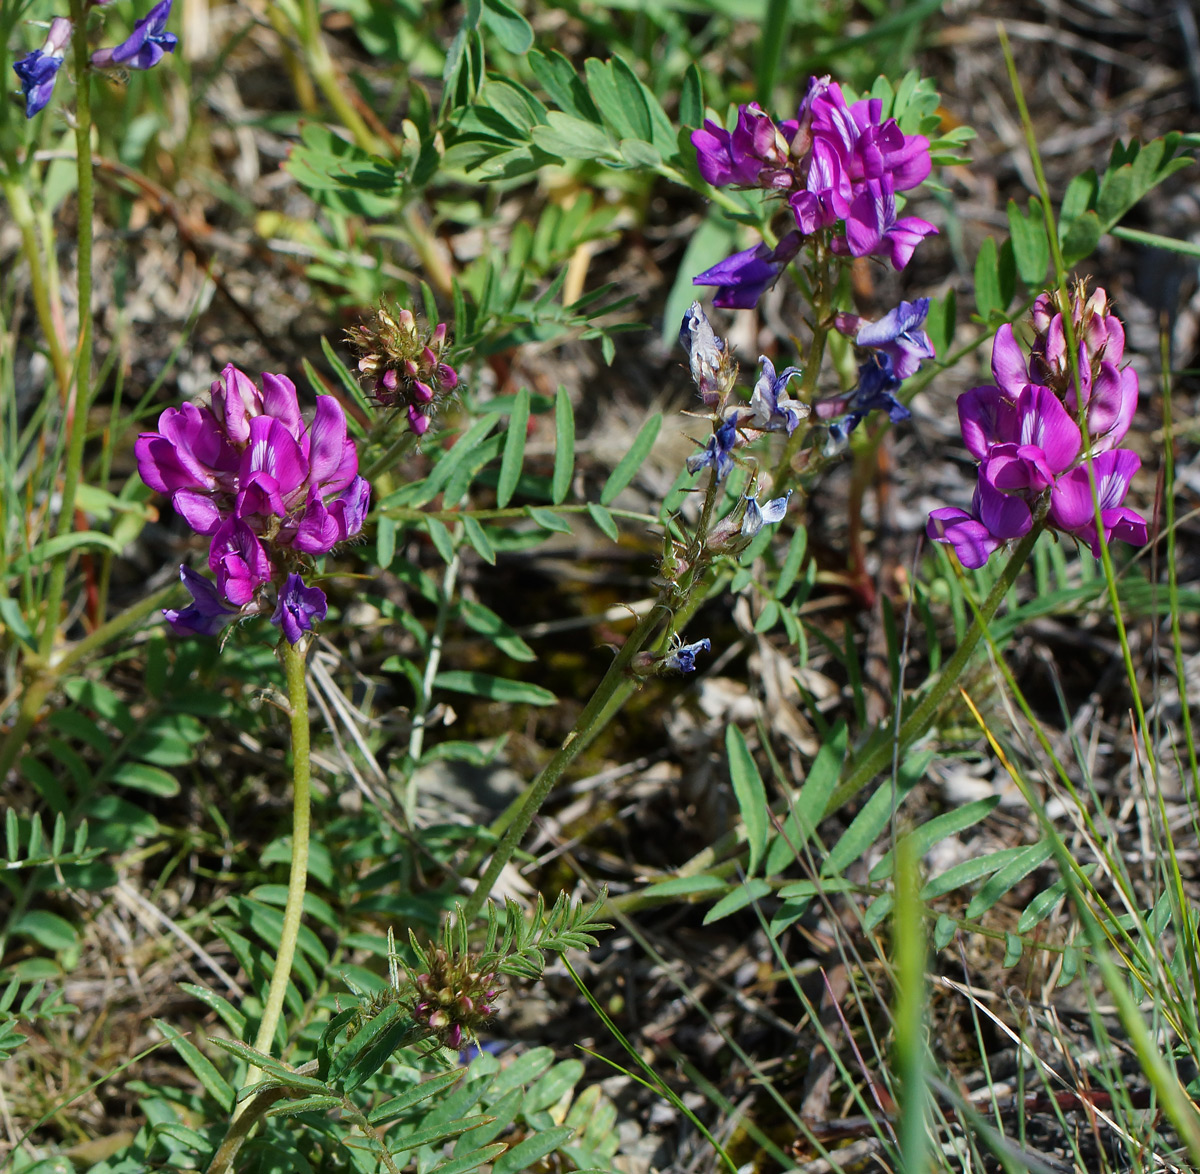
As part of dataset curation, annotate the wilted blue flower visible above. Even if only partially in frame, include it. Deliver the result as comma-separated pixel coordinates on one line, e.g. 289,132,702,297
686,415,738,482
13,18,71,118
741,490,792,539
663,637,711,674
818,351,910,454
852,352,910,423
693,231,803,310
271,573,327,645
91,0,177,69
745,356,808,435
679,301,735,406
163,564,240,637
853,298,935,379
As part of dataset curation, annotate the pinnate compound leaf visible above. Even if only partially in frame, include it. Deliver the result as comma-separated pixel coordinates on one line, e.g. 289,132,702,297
601,413,661,505
496,387,530,508
434,670,556,706
493,1126,576,1174
725,725,769,876
552,386,575,504
964,839,1054,919
1006,198,1049,286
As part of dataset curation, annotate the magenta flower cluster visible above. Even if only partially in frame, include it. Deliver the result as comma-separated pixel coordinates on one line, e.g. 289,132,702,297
691,77,936,308
927,288,1146,568
136,364,368,642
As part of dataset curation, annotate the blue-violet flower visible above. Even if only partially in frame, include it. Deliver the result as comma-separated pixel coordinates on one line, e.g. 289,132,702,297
91,0,177,69
13,18,71,118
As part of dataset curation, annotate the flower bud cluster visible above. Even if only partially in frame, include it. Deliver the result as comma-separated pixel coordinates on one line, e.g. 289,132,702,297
408,947,501,1051
927,286,1146,567
691,77,936,307
348,303,459,437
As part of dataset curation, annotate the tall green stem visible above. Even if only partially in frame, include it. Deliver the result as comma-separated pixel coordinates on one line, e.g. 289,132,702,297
2,180,71,398
462,604,664,922
828,523,1042,810
242,638,313,1091
38,3,94,659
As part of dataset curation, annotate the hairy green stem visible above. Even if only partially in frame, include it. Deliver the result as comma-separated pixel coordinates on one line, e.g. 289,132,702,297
462,604,664,922
38,4,95,659
242,638,313,1093
464,568,712,909
825,523,1042,812
206,1060,319,1174
2,180,71,397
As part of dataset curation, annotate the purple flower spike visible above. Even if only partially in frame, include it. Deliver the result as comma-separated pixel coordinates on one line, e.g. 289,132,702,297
853,298,935,379
686,415,738,482
745,356,808,435
92,0,177,69
163,565,240,637
271,573,328,645
663,637,711,674
1049,450,1148,557
13,18,72,118
693,232,802,310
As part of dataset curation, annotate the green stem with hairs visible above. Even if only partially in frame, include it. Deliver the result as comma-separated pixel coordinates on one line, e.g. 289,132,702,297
1,180,71,398
462,469,724,921
38,3,95,659
241,637,313,1096
826,522,1042,811
462,603,664,923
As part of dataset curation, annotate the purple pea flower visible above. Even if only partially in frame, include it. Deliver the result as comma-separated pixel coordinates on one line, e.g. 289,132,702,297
209,517,273,607
693,231,803,310
926,486,1003,570
849,298,935,380
788,138,852,234
13,18,72,118
135,364,368,566
91,0,177,69
663,637,711,674
744,356,808,435
691,102,797,190
836,177,937,271
271,573,328,645
687,415,738,482
1027,288,1138,452
163,564,241,637
1048,450,1148,557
